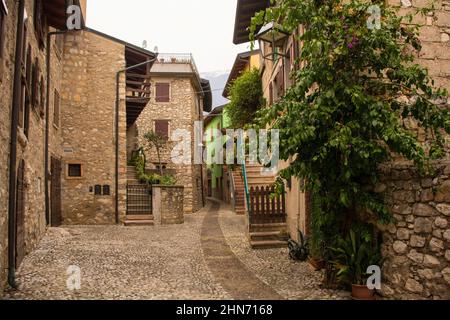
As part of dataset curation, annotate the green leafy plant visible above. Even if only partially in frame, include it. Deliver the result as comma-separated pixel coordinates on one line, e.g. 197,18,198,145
144,131,168,176
225,68,265,128
160,174,177,186
330,227,382,286
251,0,449,261
288,231,310,261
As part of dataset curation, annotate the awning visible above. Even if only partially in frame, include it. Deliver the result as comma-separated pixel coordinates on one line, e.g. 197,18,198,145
233,0,270,44
45,0,85,30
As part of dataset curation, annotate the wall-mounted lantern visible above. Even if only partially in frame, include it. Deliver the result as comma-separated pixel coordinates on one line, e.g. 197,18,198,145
256,21,290,62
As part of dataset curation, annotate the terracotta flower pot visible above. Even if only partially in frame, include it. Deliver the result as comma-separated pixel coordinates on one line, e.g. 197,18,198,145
308,258,326,271
351,284,375,300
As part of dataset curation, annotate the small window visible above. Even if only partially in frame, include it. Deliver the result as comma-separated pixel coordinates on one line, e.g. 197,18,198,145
94,185,101,195
155,83,170,102
68,164,82,177
154,120,169,139
53,89,60,127
102,185,110,196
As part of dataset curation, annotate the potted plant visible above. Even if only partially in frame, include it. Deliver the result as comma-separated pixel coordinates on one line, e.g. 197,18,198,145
330,228,382,300
288,231,309,261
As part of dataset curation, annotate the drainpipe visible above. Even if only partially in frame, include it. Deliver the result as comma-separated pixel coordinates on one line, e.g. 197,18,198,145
115,57,157,224
44,30,69,226
7,0,25,289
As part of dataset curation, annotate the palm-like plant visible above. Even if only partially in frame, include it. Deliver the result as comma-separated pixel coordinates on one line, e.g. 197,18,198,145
330,229,382,286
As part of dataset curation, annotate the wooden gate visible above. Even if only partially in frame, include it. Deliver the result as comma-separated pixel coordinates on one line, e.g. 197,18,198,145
15,160,26,267
248,185,286,225
51,157,62,227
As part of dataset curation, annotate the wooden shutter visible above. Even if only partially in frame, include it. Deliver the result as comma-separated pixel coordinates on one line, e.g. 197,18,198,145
155,120,169,138
53,89,60,127
155,83,170,102
31,59,39,107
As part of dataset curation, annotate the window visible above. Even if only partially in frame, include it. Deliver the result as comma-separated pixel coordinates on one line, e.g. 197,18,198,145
18,16,30,136
31,58,39,107
94,185,101,195
25,45,32,88
68,164,82,178
0,0,8,60
102,185,110,196
39,75,45,116
154,120,169,139
155,83,170,102
53,89,60,127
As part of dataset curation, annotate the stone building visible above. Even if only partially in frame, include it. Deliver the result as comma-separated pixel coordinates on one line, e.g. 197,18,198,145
0,0,211,296
0,0,88,296
132,54,212,214
232,0,450,298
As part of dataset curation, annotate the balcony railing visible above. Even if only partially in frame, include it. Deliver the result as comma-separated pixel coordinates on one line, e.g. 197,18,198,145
155,53,199,75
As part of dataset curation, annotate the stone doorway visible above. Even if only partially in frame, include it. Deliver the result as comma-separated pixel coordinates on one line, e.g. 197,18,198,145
50,157,62,227
15,160,26,267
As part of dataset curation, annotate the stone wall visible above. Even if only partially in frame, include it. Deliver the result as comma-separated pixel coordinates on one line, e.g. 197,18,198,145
378,161,450,299
153,185,184,225
60,30,126,224
135,75,203,214
0,0,18,295
0,0,66,294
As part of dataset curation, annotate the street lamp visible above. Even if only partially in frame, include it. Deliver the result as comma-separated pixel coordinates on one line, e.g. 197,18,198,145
255,21,290,61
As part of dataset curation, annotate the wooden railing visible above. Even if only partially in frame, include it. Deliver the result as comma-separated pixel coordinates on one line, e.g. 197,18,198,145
248,185,286,225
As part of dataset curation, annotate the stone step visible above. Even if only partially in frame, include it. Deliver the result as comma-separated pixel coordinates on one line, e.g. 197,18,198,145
127,209,152,213
250,240,288,250
250,222,287,233
126,214,154,220
124,219,154,227
250,231,284,241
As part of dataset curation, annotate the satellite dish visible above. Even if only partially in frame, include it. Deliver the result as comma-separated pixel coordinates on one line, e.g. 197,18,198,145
142,40,148,49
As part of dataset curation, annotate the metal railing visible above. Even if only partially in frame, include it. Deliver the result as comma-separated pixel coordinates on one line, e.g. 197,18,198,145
126,184,153,215
241,162,250,212
229,169,236,212
155,53,199,75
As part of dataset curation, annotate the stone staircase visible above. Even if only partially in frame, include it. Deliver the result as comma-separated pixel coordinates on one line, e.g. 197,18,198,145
234,163,288,249
125,166,154,227
231,170,246,215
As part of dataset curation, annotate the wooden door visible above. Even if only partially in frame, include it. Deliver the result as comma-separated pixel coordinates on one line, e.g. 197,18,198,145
51,157,62,227
15,160,26,267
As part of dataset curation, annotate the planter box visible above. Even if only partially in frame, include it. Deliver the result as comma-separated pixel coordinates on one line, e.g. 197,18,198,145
152,185,184,225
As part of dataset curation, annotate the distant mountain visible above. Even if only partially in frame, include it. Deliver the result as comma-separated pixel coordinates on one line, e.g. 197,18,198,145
201,70,230,110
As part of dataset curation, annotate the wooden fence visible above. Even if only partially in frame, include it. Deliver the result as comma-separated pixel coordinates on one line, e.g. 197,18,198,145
248,185,286,224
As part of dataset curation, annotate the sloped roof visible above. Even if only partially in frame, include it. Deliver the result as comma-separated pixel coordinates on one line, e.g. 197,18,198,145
233,0,270,44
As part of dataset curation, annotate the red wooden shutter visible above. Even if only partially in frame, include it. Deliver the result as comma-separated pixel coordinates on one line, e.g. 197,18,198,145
155,83,170,102
155,120,169,138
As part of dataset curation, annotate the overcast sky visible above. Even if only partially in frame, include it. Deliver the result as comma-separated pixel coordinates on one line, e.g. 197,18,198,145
86,0,251,73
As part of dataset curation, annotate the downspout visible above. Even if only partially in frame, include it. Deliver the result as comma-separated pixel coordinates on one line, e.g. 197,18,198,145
7,0,25,288
115,57,157,224
198,99,205,207
44,30,70,226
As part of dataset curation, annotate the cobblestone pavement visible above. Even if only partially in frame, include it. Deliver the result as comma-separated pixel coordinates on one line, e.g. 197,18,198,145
4,201,348,300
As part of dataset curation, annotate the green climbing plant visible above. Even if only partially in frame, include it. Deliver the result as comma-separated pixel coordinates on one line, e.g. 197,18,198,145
250,0,450,251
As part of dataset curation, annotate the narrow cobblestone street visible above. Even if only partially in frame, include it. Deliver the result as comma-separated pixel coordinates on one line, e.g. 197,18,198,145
4,201,348,300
